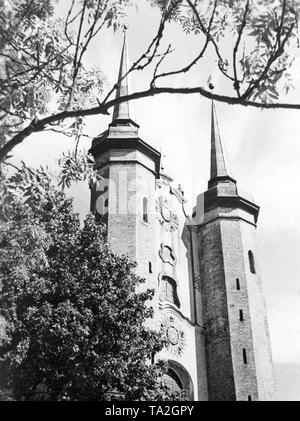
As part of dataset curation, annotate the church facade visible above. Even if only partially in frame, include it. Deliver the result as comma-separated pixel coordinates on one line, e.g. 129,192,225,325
90,33,277,401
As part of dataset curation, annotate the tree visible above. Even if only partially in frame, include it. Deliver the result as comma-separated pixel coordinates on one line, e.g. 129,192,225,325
0,165,174,401
0,0,300,162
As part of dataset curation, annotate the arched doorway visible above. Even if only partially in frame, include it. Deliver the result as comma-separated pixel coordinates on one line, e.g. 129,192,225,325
162,360,194,400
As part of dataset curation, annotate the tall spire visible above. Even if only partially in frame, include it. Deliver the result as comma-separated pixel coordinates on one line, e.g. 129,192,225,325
112,28,130,122
208,101,235,188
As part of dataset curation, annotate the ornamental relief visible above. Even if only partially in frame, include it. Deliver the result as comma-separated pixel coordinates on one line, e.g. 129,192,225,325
156,196,179,232
160,314,186,357
159,243,177,266
156,179,186,205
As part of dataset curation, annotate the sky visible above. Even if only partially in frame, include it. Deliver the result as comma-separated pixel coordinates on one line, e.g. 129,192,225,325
9,0,300,400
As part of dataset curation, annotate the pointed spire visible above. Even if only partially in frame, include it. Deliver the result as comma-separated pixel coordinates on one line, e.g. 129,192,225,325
210,101,228,179
112,28,130,122
208,101,235,188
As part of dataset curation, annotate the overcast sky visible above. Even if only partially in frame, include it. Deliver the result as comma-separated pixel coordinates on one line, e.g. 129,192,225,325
10,0,300,400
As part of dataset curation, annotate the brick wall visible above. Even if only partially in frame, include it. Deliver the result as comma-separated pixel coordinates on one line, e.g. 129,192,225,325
197,219,236,400
196,202,276,401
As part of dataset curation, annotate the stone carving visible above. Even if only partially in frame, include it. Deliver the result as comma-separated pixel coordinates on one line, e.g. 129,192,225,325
167,325,180,346
161,315,186,356
169,184,186,205
156,196,179,232
156,178,186,205
159,243,177,266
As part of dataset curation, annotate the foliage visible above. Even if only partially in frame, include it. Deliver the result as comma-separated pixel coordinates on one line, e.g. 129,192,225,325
58,149,102,190
1,0,300,161
0,0,132,154
0,165,173,401
149,0,299,103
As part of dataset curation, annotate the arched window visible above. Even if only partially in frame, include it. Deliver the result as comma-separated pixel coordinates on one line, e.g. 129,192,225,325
162,360,194,400
143,197,148,223
159,276,180,308
248,250,256,274
162,369,183,395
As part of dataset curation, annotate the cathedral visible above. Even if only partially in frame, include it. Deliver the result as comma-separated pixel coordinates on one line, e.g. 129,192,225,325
90,32,277,401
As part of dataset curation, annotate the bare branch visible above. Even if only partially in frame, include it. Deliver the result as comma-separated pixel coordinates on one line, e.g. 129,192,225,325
76,0,102,67
152,0,218,86
65,0,77,45
233,0,250,97
101,1,178,106
66,0,88,110
0,0,299,165
1,161,21,171
44,127,92,139
278,0,287,47
151,44,173,88
186,0,236,83
2,84,300,162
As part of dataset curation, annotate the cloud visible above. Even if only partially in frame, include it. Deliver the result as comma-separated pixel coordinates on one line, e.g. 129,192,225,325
275,363,300,401
268,293,300,365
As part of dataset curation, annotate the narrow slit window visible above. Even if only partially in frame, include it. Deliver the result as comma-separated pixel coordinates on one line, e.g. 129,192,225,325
143,197,148,223
239,309,244,322
149,262,152,274
248,250,256,274
248,395,252,401
243,348,248,364
236,278,240,290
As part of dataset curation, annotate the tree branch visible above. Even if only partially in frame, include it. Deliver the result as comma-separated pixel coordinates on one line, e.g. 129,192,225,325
66,0,88,110
101,9,170,105
243,21,295,99
233,0,250,97
152,0,218,86
2,85,300,162
186,0,236,83
65,0,77,45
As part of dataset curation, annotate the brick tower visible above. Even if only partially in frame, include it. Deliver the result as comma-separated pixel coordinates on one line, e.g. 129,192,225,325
90,30,160,285
90,33,276,401
189,102,277,401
